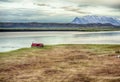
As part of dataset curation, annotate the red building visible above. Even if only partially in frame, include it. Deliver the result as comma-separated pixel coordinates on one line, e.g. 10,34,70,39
31,43,44,48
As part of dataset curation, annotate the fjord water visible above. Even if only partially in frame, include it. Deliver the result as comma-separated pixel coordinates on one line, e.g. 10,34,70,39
0,31,120,52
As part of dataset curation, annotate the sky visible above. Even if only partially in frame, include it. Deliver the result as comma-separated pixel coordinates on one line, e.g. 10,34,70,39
0,0,120,23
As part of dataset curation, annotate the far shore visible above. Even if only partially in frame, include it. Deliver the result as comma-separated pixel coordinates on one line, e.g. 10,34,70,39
1,27,120,32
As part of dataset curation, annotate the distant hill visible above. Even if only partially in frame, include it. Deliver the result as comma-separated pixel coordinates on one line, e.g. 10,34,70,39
0,22,118,28
72,15,120,26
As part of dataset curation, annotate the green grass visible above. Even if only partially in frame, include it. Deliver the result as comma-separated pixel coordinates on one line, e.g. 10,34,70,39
0,27,120,31
0,44,119,58
0,45,54,58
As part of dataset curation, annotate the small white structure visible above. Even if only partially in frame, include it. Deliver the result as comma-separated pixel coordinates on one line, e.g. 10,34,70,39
116,55,120,58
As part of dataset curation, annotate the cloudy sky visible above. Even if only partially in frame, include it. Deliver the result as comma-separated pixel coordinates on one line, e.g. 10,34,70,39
0,0,120,22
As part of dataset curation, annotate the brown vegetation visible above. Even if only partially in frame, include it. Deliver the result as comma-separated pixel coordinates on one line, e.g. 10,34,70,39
0,44,120,82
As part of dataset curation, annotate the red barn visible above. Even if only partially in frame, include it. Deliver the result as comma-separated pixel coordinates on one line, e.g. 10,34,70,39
31,43,44,48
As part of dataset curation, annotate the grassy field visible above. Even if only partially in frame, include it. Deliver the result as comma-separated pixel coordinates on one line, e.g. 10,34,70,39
0,27,120,32
0,44,120,82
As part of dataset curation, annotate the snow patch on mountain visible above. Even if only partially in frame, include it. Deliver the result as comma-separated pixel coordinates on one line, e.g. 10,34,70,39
72,15,120,26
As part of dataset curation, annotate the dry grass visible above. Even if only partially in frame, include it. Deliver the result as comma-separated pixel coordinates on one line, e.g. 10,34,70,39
0,44,120,82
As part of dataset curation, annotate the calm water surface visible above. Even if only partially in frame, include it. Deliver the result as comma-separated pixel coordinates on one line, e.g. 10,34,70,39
0,31,120,52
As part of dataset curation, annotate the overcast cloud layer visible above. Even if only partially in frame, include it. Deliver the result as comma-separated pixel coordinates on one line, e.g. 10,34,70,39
0,0,120,22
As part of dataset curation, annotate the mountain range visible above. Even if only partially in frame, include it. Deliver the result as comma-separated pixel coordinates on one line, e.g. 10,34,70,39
0,15,120,28
72,15,120,26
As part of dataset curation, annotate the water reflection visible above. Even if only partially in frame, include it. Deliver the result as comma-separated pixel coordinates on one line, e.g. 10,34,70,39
0,31,120,52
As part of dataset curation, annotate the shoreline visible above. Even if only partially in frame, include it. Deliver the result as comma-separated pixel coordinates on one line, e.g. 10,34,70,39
1,30,120,32
1,44,120,53
1,27,120,32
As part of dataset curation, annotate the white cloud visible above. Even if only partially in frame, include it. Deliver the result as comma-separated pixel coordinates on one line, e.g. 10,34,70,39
0,0,120,22
82,6,120,16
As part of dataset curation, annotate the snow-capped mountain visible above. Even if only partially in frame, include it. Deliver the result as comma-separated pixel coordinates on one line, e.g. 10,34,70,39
72,15,120,26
